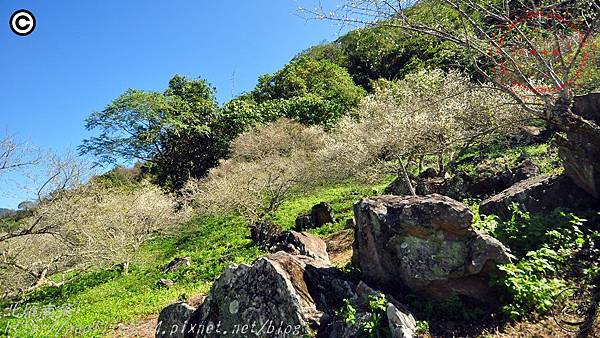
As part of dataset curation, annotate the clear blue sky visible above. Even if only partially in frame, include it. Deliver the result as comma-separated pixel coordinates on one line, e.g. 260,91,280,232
0,0,346,208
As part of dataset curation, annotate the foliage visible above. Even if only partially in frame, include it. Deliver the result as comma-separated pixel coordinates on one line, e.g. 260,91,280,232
483,204,586,258
339,298,357,325
229,56,366,128
494,248,567,320
490,207,594,320
363,295,389,337
316,69,530,183
185,119,327,223
0,181,187,295
302,14,470,89
80,76,233,190
415,320,430,335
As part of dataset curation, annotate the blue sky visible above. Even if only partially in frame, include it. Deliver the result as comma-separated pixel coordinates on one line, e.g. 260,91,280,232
0,0,347,208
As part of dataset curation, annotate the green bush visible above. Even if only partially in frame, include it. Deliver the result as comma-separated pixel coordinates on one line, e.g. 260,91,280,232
488,206,592,320
494,248,567,320
226,56,366,128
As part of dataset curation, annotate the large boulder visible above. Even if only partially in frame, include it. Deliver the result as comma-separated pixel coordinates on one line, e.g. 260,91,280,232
156,302,196,338
183,251,415,338
270,231,330,263
558,93,600,198
480,173,597,219
352,194,511,303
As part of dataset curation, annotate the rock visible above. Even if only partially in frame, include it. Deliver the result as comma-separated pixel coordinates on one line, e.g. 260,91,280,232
156,302,196,338
419,168,438,179
573,93,600,123
352,194,511,303
557,133,600,198
480,173,597,219
467,168,513,198
387,303,417,338
511,159,539,183
557,93,600,197
384,176,416,196
294,215,312,231
442,171,472,201
311,202,335,227
157,279,175,289
184,251,358,338
270,231,330,262
249,220,282,249
163,257,191,273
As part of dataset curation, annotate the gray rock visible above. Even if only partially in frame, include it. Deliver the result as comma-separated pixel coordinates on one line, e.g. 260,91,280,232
480,173,596,220
384,176,415,196
352,194,511,303
557,93,600,197
249,220,282,249
387,303,417,338
184,252,355,338
163,257,191,273
156,302,196,338
294,215,312,231
270,231,329,263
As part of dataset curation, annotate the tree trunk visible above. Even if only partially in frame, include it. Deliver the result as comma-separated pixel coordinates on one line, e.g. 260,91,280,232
399,158,416,196
123,260,130,275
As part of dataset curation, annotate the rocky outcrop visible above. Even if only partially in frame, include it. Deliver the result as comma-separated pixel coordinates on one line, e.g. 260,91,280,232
183,251,415,338
156,302,196,338
249,221,282,249
184,252,349,337
271,231,330,262
557,93,600,198
352,194,511,303
480,173,597,219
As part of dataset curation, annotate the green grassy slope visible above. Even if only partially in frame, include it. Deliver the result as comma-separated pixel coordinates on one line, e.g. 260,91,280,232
0,179,389,338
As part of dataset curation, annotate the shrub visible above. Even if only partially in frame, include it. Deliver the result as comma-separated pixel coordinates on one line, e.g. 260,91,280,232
494,248,567,320
0,181,188,295
315,69,531,183
185,119,326,223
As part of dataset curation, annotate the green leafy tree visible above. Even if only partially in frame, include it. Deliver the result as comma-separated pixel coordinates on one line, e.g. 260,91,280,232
229,56,366,128
80,76,227,190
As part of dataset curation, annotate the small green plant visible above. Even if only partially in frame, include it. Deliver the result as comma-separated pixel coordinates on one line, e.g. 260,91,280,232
339,298,357,325
363,295,388,337
416,320,430,335
494,248,567,320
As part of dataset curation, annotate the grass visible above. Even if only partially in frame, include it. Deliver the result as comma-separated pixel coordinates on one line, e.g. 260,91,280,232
454,142,561,179
0,179,386,337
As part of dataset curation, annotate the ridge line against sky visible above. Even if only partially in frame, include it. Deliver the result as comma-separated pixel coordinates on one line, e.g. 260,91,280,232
0,0,348,208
